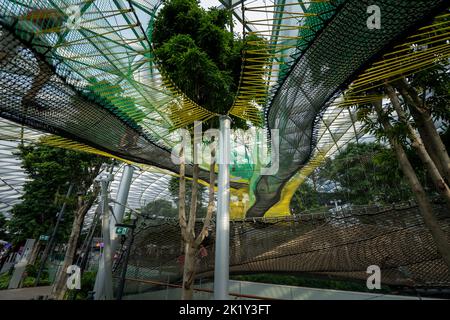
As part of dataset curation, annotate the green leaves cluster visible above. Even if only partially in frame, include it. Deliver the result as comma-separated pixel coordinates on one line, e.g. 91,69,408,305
153,1,239,116
410,63,450,122
152,0,266,129
0,215,8,241
6,143,107,244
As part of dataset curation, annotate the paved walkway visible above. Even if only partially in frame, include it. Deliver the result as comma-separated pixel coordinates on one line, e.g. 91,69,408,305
0,286,52,300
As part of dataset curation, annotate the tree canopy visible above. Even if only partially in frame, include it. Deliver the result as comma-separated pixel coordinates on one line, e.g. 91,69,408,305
319,142,412,205
6,142,107,244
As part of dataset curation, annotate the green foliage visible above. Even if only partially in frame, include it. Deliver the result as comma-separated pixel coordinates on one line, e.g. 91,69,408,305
291,180,322,212
80,271,96,294
292,142,413,211
22,276,50,288
24,263,48,281
357,102,410,146
7,142,107,245
68,271,96,300
354,63,450,203
319,143,412,205
152,0,266,129
410,62,450,122
0,273,11,290
25,263,38,278
0,272,50,290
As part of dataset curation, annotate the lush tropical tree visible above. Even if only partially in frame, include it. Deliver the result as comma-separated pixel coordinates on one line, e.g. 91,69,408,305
7,141,107,297
394,62,450,185
152,0,267,299
8,144,79,244
291,180,321,212
291,142,415,213
384,82,450,210
322,143,412,205
356,77,450,269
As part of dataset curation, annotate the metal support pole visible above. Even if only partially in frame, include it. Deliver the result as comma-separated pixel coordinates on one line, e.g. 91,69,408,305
93,172,114,300
35,183,74,286
94,165,133,299
214,116,231,300
100,177,113,300
79,206,101,273
110,165,134,254
116,219,137,300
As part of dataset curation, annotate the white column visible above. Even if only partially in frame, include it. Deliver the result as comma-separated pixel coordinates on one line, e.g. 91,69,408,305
214,116,231,300
94,165,134,299
100,178,113,300
110,165,134,253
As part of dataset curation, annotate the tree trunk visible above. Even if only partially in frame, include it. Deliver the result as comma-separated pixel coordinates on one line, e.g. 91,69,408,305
52,211,83,300
179,137,216,300
181,162,199,300
178,144,190,299
394,78,450,183
385,83,450,210
179,145,188,242
181,242,197,300
28,242,41,266
373,100,450,269
52,186,100,300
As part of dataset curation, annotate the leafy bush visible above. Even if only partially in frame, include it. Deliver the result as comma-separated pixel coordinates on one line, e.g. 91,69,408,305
24,263,50,287
0,271,50,290
25,264,38,277
22,276,50,288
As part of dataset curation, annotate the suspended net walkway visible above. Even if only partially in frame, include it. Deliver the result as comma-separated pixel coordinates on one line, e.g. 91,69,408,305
113,201,450,297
